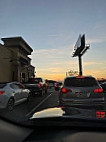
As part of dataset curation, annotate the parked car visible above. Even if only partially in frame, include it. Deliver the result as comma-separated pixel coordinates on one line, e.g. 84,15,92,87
55,81,62,91
23,78,48,96
100,82,106,93
0,82,30,110
59,76,105,109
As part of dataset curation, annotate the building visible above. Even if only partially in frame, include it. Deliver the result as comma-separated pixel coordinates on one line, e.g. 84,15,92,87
0,37,35,83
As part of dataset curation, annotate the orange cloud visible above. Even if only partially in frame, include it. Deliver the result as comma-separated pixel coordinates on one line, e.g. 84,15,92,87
35,70,106,81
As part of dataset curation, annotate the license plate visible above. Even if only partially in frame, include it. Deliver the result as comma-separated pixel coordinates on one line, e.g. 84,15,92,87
76,92,90,98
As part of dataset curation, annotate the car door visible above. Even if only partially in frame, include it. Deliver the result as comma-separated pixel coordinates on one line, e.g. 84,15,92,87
20,83,28,99
10,83,22,101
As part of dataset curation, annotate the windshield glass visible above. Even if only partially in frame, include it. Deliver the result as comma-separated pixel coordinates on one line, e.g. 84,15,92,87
0,0,106,126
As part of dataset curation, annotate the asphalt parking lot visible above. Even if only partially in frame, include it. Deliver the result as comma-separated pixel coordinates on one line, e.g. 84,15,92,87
0,87,106,122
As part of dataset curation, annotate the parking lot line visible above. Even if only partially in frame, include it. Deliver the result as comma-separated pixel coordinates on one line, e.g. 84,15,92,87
25,93,52,118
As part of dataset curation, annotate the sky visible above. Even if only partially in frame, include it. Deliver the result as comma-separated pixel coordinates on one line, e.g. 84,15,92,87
0,0,106,81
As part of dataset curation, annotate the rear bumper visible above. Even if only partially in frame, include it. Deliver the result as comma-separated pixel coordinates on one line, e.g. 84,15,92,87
0,96,9,109
29,88,42,94
59,97,105,107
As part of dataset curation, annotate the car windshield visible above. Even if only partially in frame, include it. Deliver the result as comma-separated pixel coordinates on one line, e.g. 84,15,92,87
0,0,106,127
64,77,98,87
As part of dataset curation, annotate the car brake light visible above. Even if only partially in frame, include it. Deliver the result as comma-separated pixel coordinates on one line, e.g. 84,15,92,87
0,91,5,95
94,89,103,93
96,111,105,118
61,88,72,93
61,88,67,93
76,76,85,78
38,83,41,88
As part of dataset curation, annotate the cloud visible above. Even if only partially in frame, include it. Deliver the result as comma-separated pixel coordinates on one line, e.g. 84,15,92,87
48,34,64,37
83,62,103,66
84,70,106,79
30,45,73,63
32,45,73,55
29,45,106,80
86,38,106,44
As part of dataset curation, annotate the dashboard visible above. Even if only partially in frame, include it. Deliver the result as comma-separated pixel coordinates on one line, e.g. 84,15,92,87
1,117,106,142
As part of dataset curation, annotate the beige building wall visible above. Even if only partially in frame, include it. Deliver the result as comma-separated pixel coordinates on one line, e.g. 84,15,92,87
0,37,35,83
0,44,13,82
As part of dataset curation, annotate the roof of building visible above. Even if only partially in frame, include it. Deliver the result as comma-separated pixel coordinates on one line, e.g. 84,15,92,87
1,36,33,55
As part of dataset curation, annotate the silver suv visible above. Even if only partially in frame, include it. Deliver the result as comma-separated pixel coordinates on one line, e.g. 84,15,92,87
59,76,105,109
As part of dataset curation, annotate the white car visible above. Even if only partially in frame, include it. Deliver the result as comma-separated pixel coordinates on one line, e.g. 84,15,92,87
0,82,30,110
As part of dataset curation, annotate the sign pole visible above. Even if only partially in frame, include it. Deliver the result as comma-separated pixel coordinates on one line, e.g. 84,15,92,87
72,34,89,76
78,55,82,76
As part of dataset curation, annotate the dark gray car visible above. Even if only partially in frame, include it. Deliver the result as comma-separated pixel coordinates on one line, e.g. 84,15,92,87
59,76,105,109
100,82,106,93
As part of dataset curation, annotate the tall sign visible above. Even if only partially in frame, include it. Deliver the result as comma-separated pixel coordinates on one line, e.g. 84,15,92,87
72,34,90,75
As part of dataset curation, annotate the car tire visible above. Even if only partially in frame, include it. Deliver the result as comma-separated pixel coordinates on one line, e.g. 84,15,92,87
7,98,14,111
45,89,47,94
27,94,30,102
40,90,44,96
58,101,62,107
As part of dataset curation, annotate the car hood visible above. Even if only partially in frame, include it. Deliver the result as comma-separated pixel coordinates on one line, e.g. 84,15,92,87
22,107,106,128
31,107,97,119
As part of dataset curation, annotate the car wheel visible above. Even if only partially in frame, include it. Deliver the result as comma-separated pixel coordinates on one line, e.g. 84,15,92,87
40,90,43,96
27,94,30,102
45,89,47,94
58,101,62,107
7,98,14,111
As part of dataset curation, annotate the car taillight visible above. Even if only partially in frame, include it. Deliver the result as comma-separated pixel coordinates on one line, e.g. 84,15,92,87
0,91,5,95
96,111,105,118
94,89,103,93
38,83,41,88
61,88,72,93
76,76,85,78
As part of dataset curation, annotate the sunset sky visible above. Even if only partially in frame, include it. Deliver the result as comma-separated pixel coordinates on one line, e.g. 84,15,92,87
0,0,106,81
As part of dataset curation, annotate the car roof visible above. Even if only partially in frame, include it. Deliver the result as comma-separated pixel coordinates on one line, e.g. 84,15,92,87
102,82,106,85
7,82,22,85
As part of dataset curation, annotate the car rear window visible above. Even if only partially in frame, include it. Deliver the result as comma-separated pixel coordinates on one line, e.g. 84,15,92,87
28,78,40,83
0,84,6,88
59,83,62,85
35,78,43,82
64,77,98,87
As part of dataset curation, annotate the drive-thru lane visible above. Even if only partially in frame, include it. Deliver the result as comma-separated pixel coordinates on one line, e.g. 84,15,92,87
0,88,106,122
0,88,58,122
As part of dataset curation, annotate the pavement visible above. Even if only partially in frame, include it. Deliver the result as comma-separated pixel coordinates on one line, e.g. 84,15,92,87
0,87,59,122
